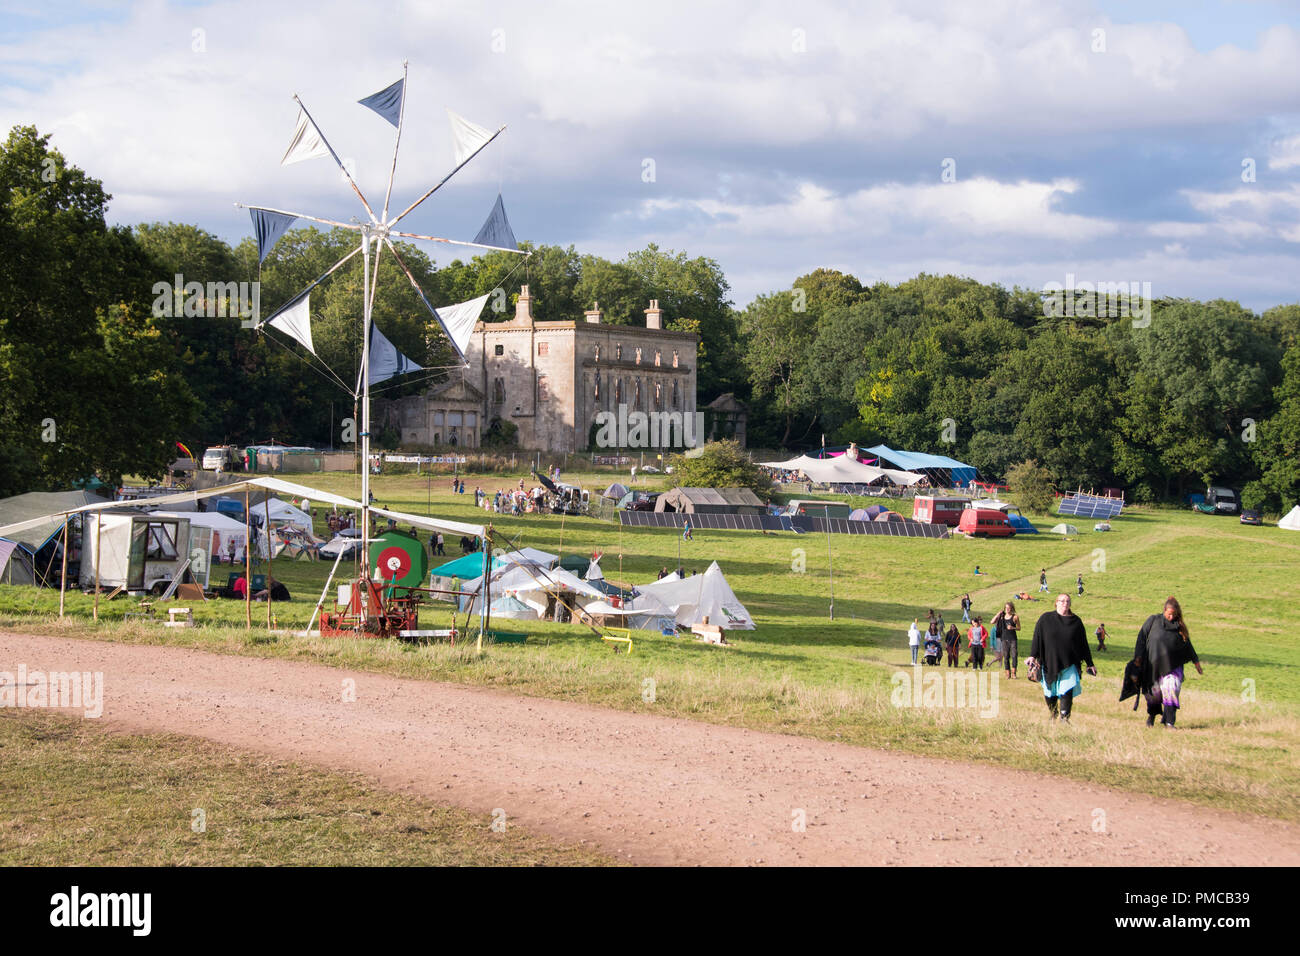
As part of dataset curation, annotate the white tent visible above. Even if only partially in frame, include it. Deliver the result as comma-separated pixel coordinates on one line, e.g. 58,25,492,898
761,454,923,486
464,563,603,617
488,594,540,620
496,547,557,567
1280,505,1300,531
629,561,755,630
262,497,316,536
151,510,267,561
585,557,604,581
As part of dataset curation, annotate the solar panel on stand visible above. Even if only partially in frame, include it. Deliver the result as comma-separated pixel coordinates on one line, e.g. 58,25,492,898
1057,494,1124,519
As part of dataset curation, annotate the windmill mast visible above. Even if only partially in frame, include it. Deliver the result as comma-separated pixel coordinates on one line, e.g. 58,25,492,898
360,225,373,586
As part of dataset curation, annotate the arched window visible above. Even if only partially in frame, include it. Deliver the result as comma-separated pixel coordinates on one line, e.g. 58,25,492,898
594,373,600,402
615,378,623,404
671,381,679,410
672,350,679,368
635,347,642,365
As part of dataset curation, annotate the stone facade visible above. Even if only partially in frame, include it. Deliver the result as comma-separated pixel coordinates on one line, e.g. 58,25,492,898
376,377,484,449
377,287,699,453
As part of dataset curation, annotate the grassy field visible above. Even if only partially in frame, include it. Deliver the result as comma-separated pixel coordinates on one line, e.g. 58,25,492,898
0,709,612,865
3,467,1298,823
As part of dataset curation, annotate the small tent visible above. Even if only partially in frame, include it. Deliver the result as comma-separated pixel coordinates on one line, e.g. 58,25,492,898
262,497,316,536
1279,505,1300,531
603,482,629,500
488,594,539,620
628,561,755,630
1049,523,1079,536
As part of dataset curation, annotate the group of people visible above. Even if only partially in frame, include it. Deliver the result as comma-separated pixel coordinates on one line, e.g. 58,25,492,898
908,601,1022,675
908,594,1202,727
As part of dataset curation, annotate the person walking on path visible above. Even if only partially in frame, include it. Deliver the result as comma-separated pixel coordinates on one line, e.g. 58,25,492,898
961,593,972,623
908,619,922,665
944,623,961,667
1029,594,1096,722
1077,573,1084,596
967,616,988,670
993,601,1021,678
1039,569,1049,593
1095,622,1109,652
1134,597,1203,729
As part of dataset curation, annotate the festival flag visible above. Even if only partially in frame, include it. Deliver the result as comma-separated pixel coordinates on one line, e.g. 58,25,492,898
265,291,315,354
281,107,330,165
359,78,404,127
250,208,298,265
433,292,492,361
368,322,423,385
473,193,518,250
447,109,491,166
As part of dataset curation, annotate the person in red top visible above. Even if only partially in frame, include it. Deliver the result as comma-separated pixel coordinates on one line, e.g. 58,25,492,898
967,616,988,670
232,575,247,599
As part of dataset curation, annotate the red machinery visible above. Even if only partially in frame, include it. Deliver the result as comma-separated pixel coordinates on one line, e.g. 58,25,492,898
321,574,421,638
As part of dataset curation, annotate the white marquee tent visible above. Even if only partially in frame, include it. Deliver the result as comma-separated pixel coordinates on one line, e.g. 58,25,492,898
1279,505,1300,531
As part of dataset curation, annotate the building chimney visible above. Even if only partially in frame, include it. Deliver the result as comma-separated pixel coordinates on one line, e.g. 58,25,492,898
644,298,663,330
515,284,534,323
584,300,603,324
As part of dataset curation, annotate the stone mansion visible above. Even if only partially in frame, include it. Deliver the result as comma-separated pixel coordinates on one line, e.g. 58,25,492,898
374,285,700,453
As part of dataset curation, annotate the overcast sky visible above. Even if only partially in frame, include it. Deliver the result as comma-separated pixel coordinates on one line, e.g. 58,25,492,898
3,0,1300,311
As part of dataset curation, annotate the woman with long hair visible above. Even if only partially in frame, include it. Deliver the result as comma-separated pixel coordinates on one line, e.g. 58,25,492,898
993,601,1021,678
1134,596,1204,729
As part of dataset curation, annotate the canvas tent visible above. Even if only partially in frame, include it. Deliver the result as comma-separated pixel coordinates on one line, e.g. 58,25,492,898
626,561,755,631
487,594,537,620
761,454,924,487
654,487,765,514
262,498,315,536
0,490,100,552
0,538,37,585
1279,505,1300,531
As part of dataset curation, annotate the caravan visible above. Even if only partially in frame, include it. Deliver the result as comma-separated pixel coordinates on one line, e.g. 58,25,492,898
78,512,207,594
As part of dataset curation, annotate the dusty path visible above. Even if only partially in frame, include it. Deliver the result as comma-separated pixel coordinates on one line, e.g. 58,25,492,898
4,631,1297,866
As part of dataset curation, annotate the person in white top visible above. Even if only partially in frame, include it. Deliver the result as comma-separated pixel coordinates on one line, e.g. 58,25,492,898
908,619,923,665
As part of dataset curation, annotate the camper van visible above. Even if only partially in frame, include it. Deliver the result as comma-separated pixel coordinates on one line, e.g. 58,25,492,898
201,445,240,471
912,495,971,526
1205,486,1240,515
956,508,1016,538
79,512,206,594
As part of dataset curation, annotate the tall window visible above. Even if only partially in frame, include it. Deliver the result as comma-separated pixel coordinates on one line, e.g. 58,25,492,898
615,378,623,404
615,343,622,360
634,379,642,411
635,347,642,365
594,344,600,362
594,373,601,402
654,381,662,410
493,378,505,404
672,381,679,410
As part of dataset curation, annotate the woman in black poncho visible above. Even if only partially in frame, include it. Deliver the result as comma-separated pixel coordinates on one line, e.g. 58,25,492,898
1134,596,1203,729
1029,594,1096,721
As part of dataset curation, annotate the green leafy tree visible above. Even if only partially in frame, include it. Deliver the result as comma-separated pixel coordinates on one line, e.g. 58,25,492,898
740,291,818,447
1005,459,1057,514
667,440,770,501
1243,344,1300,512
0,126,198,496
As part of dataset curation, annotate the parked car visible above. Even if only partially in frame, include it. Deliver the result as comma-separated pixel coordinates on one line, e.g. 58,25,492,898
1240,509,1262,526
956,508,1016,538
319,528,364,559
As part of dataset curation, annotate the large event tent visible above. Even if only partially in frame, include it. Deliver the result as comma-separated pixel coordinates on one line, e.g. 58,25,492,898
865,445,977,487
760,454,925,487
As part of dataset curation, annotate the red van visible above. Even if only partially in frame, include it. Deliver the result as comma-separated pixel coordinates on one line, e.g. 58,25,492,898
956,508,1016,537
912,495,970,526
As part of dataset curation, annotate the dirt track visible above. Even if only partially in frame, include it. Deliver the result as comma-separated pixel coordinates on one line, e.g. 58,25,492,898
4,631,1297,866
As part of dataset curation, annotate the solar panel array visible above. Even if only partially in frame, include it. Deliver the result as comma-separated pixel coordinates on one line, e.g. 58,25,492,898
617,511,949,538
1057,494,1124,518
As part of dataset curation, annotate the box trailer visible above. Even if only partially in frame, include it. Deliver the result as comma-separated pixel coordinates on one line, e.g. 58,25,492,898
79,512,202,594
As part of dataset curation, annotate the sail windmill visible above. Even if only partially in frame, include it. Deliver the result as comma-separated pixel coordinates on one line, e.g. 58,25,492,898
236,62,528,588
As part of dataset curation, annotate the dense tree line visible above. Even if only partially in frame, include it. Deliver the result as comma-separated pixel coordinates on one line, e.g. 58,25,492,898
739,271,1300,510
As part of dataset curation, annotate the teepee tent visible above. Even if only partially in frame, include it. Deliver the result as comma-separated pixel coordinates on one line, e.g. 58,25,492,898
1279,505,1300,531
630,561,754,630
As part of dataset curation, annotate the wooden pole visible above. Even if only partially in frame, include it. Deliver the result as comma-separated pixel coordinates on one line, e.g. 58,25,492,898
244,491,251,629
477,526,492,655
265,494,273,631
92,514,101,622
58,515,69,619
